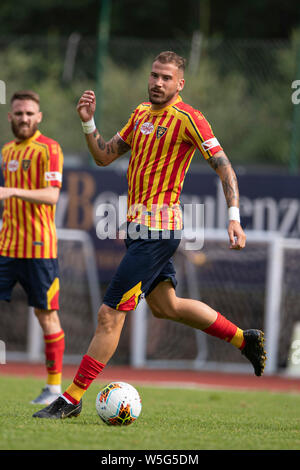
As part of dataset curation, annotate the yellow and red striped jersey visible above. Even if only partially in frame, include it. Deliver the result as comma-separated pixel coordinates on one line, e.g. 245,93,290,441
118,96,222,230
0,130,63,258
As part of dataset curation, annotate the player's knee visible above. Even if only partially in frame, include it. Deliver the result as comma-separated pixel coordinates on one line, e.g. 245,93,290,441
150,306,166,319
148,300,179,321
97,304,124,334
34,308,59,329
97,305,114,332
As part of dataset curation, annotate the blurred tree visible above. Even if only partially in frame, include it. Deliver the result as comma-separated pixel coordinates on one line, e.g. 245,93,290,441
0,0,299,39
0,35,296,166
211,0,300,39
0,0,98,36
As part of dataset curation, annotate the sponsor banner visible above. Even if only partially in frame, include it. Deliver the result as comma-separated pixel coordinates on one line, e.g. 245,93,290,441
56,168,300,280
56,168,300,235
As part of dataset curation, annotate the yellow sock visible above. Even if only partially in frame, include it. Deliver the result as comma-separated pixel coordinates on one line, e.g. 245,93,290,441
230,327,245,349
62,355,105,404
47,372,62,386
64,382,87,403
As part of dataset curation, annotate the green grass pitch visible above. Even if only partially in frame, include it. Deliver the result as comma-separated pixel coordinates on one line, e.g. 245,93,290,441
0,375,300,450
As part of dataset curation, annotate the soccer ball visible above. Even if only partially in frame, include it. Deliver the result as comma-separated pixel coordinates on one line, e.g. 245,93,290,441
96,382,142,426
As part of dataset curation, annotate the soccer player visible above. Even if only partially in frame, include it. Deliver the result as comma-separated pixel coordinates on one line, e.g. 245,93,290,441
33,51,266,419
0,90,65,404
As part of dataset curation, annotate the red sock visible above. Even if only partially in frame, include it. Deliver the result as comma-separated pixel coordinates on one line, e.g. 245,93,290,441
203,312,245,349
63,354,105,404
44,330,65,385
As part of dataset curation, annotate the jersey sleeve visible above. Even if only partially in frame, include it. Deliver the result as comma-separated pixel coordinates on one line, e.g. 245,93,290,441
118,106,141,147
44,142,64,188
0,148,4,184
183,109,222,160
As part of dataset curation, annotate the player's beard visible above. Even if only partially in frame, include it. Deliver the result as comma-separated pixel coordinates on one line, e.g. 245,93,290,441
148,85,176,106
11,121,38,141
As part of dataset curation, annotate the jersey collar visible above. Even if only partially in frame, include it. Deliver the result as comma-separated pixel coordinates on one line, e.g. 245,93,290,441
149,95,182,115
15,130,41,145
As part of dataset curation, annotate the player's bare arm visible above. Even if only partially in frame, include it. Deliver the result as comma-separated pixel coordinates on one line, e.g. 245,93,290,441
207,150,239,206
90,130,130,167
77,90,130,167
0,186,60,205
208,150,246,250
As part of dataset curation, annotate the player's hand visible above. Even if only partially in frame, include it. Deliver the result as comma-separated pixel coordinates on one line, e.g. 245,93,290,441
228,220,246,250
77,90,96,122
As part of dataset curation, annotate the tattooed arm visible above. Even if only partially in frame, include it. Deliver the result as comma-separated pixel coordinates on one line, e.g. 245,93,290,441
207,150,239,208
76,90,131,167
86,129,130,167
207,150,246,249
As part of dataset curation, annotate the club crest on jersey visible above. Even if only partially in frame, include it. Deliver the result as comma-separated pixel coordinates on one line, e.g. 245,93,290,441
22,159,31,170
156,126,168,139
140,122,154,135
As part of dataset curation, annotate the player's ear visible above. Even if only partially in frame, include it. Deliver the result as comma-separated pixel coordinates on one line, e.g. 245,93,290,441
7,112,12,122
37,111,43,124
178,78,185,92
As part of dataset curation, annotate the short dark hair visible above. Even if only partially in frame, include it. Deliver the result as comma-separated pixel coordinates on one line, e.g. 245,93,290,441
153,51,186,72
10,90,40,106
